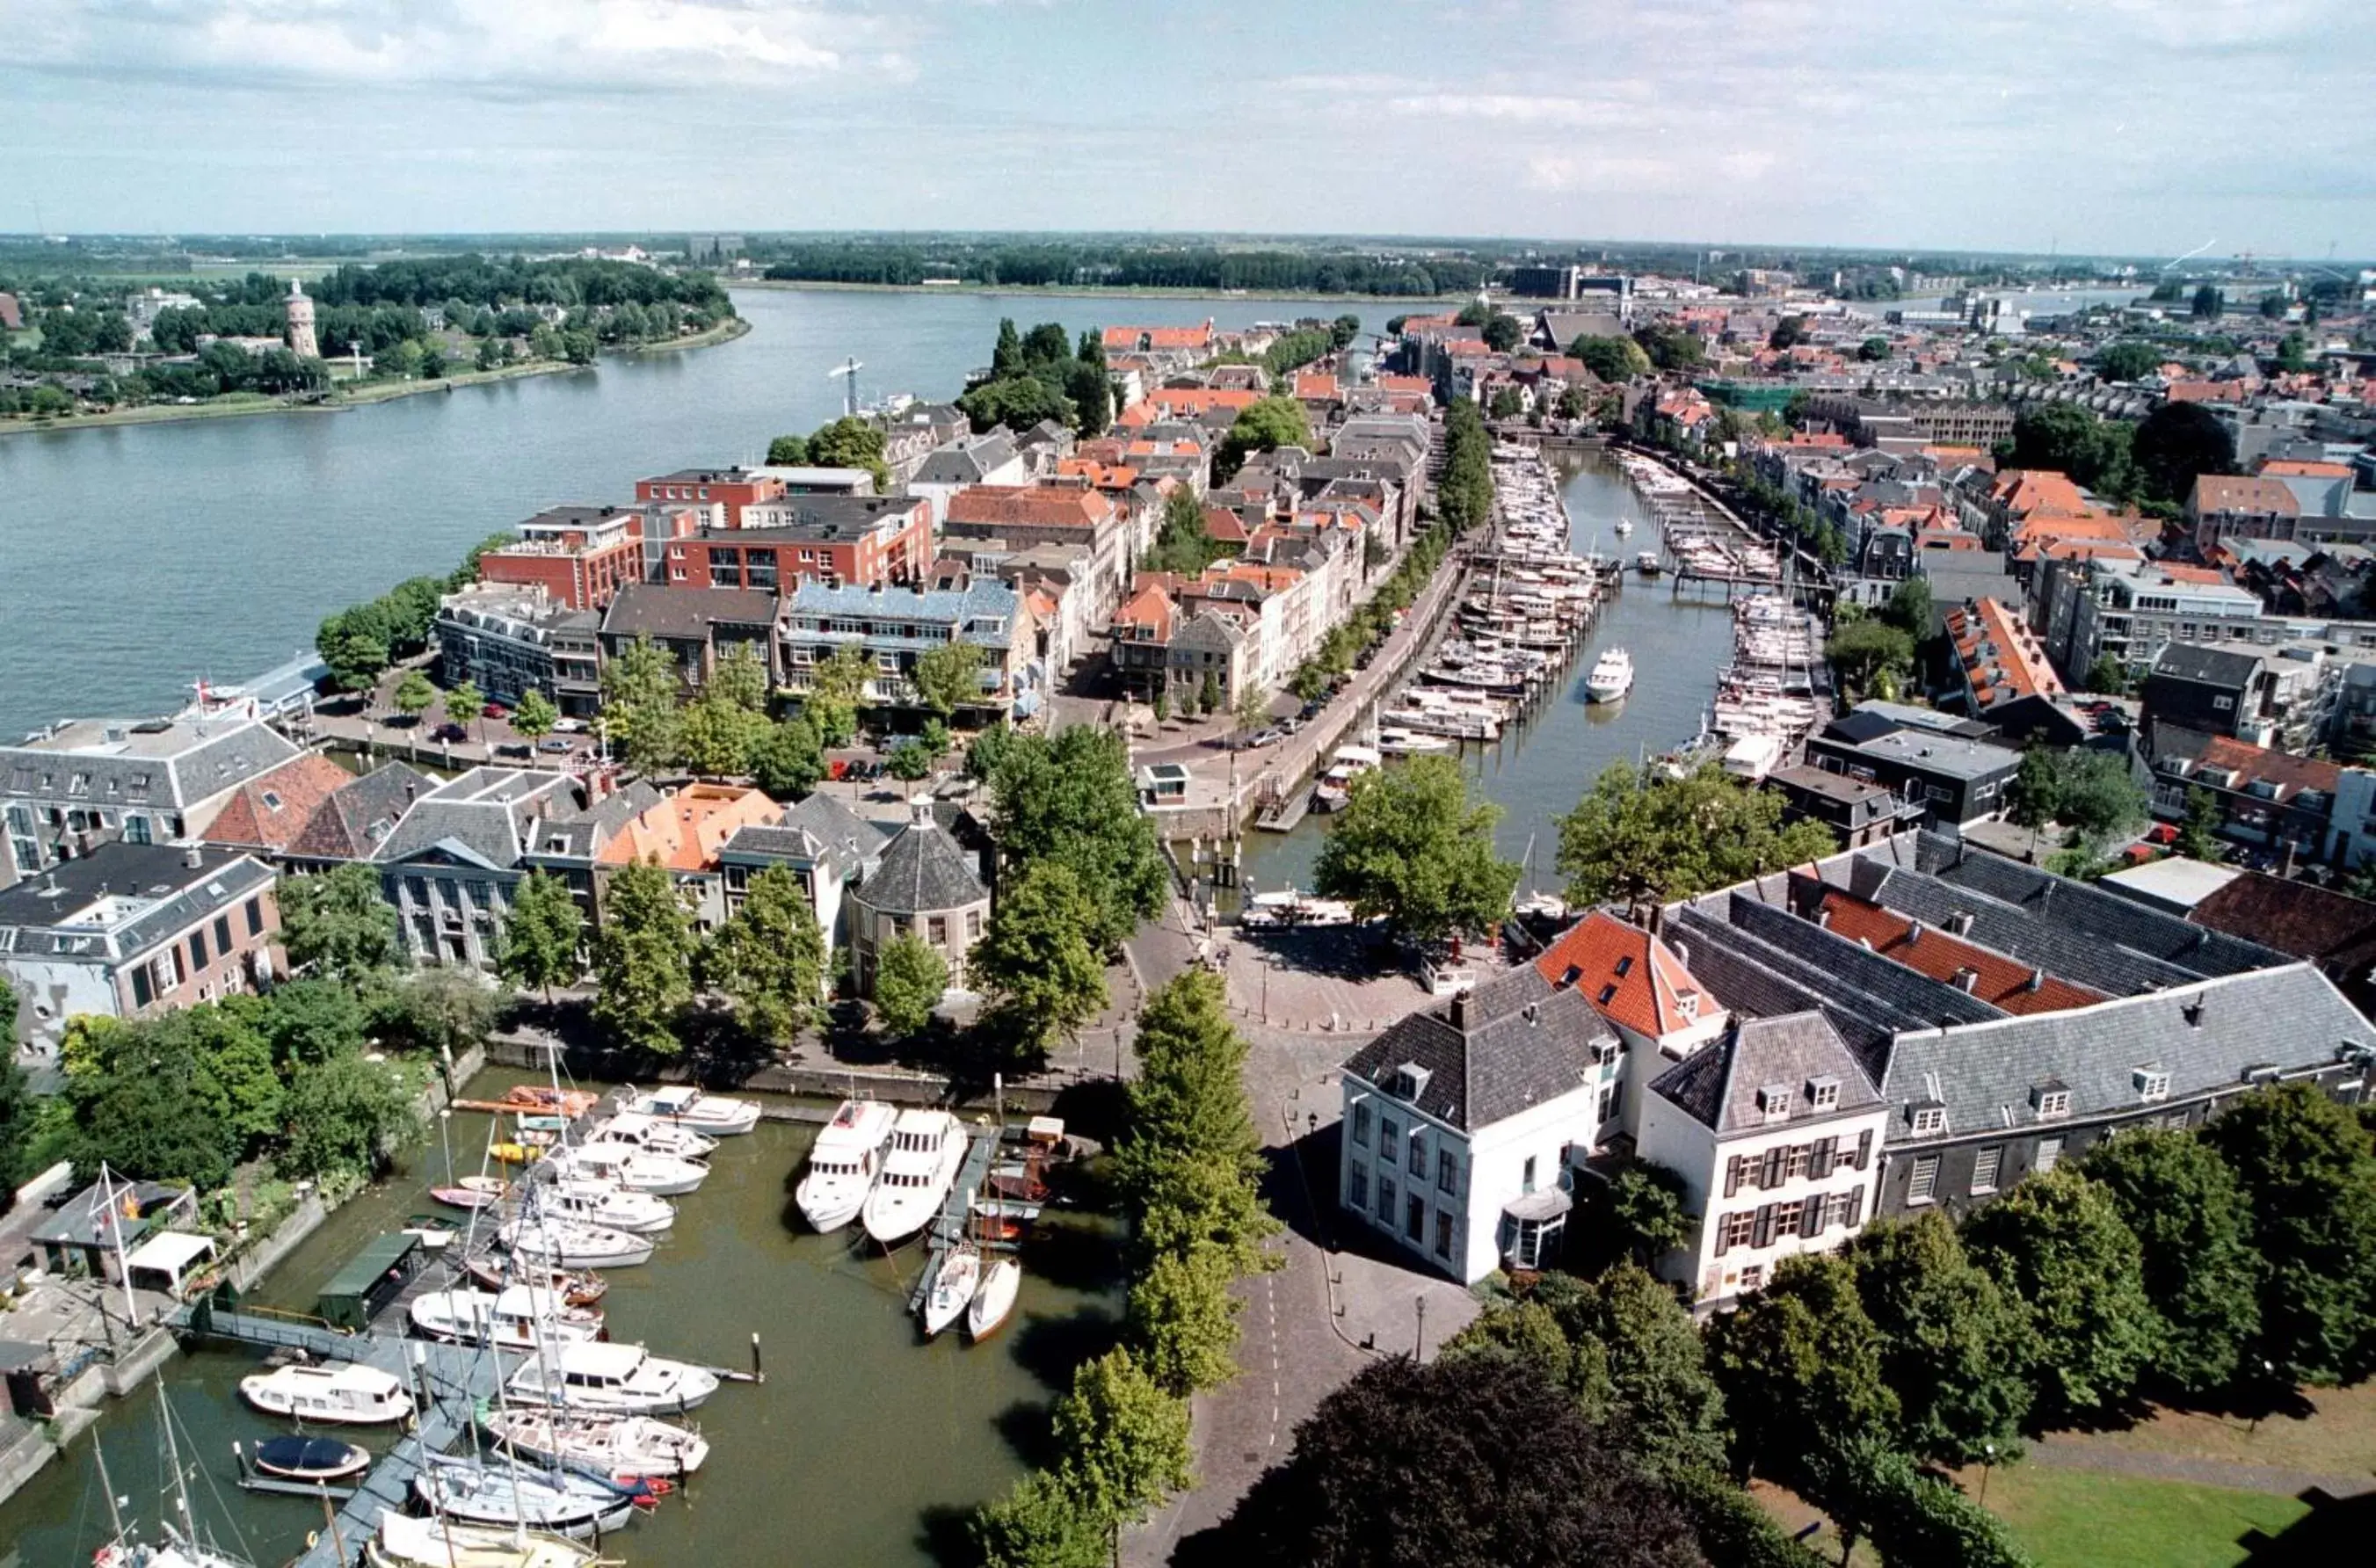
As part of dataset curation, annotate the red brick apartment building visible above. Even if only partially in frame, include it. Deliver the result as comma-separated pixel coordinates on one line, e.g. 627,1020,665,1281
477,504,694,611
662,495,934,592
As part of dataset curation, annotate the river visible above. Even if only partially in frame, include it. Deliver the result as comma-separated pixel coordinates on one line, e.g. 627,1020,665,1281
0,287,1371,741
1240,452,1739,898
0,1069,1124,1568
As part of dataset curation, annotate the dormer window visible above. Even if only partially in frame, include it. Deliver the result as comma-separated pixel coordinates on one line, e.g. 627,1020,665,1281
2033,1082,2071,1120
1614,955,1633,977
1597,983,1618,1005
1756,1084,1791,1122
1806,1076,1841,1112
1393,1063,1432,1103
2134,1065,2171,1103
1910,1104,1949,1136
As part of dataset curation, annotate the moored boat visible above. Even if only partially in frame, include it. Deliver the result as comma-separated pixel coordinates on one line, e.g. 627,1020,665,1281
620,1085,761,1136
365,1509,598,1568
411,1455,637,1540
409,1286,606,1351
498,1217,655,1270
463,1255,607,1307
246,1435,371,1484
861,1109,970,1245
967,1258,1021,1341
538,1180,676,1235
432,1180,506,1211
919,1245,981,1338
547,1143,709,1197
1585,647,1635,703
239,1362,414,1426
583,1111,718,1160
505,1341,721,1414
481,1407,709,1484
796,1098,899,1234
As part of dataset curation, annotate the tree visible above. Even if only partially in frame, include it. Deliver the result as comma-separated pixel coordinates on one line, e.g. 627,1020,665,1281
498,870,583,1002
560,329,598,366
1213,396,1312,483
2082,652,2132,696
1574,1159,1697,1274
599,636,682,770
708,642,772,715
2132,400,2236,505
911,639,981,722
1705,1253,1900,1499
870,933,948,1037
985,726,1167,952
1480,312,1523,352
765,432,810,466
749,717,825,799
991,318,1025,378
1195,671,1219,715
1813,1435,2039,1568
1217,1354,1699,1568
1486,385,1525,420
972,861,1107,1052
704,866,824,1048
1633,323,1706,370
1145,485,1220,576
391,669,437,722
2005,402,2125,491
2097,340,2161,382
1827,616,1916,702
510,688,557,741
1312,755,1519,944
1128,1245,1243,1397
1848,1213,2036,1465
2079,1129,2262,1396
885,737,934,781
2202,1083,2376,1386
590,861,697,1055
958,374,1074,434
1115,973,1273,1267
2277,330,2312,374
65,1034,236,1189
801,416,893,491
677,691,764,778
1964,1167,2161,1422
278,864,397,980
2191,284,2225,320
1768,316,1807,351
971,1470,1108,1568
1049,1349,1191,1530
801,645,870,748
2176,785,2224,861
1568,334,1652,381
1556,763,1835,913
277,1052,419,1182
1878,577,1933,640
1858,336,1893,363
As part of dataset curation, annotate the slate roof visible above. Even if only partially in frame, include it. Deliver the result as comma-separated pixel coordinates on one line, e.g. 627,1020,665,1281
2,714,301,812
1650,1012,1882,1136
1880,962,2369,1143
913,432,1019,486
720,790,885,879
371,768,581,870
1849,860,2208,996
0,841,273,962
1725,896,2010,1027
1341,966,1614,1134
524,780,664,863
2150,642,2263,689
286,762,436,862
599,585,780,642
852,814,986,917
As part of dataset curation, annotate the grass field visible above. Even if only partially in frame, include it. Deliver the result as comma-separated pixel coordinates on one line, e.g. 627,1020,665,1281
1978,1466,2311,1568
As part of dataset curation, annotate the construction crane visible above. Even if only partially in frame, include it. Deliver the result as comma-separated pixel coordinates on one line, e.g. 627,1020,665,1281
2158,238,2218,273
828,357,862,418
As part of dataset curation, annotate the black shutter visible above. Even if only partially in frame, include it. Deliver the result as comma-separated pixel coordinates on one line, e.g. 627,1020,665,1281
1723,1156,1741,1198
1811,1136,1835,1180
1752,1204,1775,1249
1846,1186,1864,1227
1801,1193,1826,1236
1714,1214,1733,1257
1855,1129,1873,1170
1762,1146,1784,1188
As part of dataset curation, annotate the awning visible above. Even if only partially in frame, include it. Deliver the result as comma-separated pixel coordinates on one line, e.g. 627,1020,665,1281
124,1230,216,1278
1502,1188,1573,1224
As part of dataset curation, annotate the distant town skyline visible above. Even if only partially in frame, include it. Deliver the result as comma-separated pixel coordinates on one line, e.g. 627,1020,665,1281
5,0,2372,258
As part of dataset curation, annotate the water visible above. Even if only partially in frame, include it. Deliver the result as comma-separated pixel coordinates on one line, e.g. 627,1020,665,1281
0,287,1370,740
0,1069,1123,1568
1240,453,1740,897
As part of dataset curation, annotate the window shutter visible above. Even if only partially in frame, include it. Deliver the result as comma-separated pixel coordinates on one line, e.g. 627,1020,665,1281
1801,1193,1826,1236
1724,1156,1741,1198
1854,1129,1873,1170
1845,1186,1865,1227
1811,1136,1835,1180
1762,1146,1784,1188
1715,1214,1733,1257
1752,1204,1775,1249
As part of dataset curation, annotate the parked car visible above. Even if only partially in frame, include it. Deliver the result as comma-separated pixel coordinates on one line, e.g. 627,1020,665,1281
552,716,587,733
482,702,510,720
431,722,468,743
494,742,531,759
537,738,572,754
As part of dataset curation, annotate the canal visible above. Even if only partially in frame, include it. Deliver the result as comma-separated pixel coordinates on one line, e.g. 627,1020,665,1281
0,1067,1123,1568
1240,450,1740,898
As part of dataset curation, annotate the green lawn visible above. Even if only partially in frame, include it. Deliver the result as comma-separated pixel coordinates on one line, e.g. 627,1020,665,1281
1983,1466,2311,1568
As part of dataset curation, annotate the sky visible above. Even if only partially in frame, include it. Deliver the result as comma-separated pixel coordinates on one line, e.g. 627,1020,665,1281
3,0,2372,259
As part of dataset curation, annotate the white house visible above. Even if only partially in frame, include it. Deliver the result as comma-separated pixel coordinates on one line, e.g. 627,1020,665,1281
1338,967,1620,1282
1638,1013,1889,1310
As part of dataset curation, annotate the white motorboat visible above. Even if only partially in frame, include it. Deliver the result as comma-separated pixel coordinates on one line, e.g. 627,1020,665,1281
408,1286,606,1351
620,1085,761,1136
920,1245,981,1338
481,1408,709,1485
499,1217,655,1270
861,1109,970,1245
1586,647,1635,703
238,1362,415,1426
505,1341,721,1415
1239,889,1355,929
967,1258,1021,1341
366,1509,599,1568
584,1111,717,1160
546,1143,708,1197
1635,550,1662,576
796,1099,899,1234
412,1455,636,1540
539,1179,676,1235
1374,727,1455,757
1613,517,1635,536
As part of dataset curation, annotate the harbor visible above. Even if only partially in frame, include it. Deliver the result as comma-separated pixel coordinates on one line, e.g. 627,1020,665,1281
0,1065,1124,1568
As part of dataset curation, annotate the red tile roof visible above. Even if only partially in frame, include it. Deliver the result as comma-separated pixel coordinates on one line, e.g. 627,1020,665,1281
1533,911,1720,1039
1947,597,2064,710
202,752,357,855
945,485,1117,532
2191,475,2300,518
1814,890,2103,1015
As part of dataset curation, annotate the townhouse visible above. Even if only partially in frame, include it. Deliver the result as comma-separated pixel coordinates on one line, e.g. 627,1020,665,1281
597,584,781,694
777,574,1036,722
435,583,602,714
1944,597,2065,715
942,484,1132,626
372,766,594,969
717,789,885,967
908,431,1026,525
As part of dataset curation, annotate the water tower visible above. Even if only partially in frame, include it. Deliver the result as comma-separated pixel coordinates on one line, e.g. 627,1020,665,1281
284,279,320,359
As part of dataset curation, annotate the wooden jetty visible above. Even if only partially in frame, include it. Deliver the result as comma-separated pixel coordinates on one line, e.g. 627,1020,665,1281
905,1129,1006,1311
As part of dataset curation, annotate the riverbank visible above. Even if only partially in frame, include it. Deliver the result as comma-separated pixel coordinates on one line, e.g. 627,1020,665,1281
0,317,753,438
733,278,1460,306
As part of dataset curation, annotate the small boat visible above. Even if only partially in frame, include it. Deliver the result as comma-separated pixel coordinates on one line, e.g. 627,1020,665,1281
401,1215,457,1251
505,1342,721,1414
967,1258,1021,1341
1586,647,1634,703
970,1194,1043,1223
539,1180,676,1235
412,1455,638,1540
921,1245,981,1338
1613,517,1635,537
247,1435,371,1484
464,1255,608,1307
498,1085,603,1119
432,1183,505,1211
796,1099,898,1234
1374,726,1455,757
619,1085,761,1136
409,1286,606,1351
584,1112,717,1160
481,1408,709,1484
547,1143,708,1197
1635,550,1662,576
861,1110,970,1245
490,1142,539,1165
366,1508,599,1568
239,1362,415,1426
987,1163,1049,1204
499,1217,655,1269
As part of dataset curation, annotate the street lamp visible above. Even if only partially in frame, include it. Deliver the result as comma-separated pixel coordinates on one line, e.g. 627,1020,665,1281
1414,1296,1427,1361
1979,1441,1995,1506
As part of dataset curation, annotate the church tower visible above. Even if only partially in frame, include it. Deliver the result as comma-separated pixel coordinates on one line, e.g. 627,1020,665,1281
284,278,319,359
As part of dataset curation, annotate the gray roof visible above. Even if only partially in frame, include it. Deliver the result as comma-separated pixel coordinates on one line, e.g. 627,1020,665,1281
722,791,885,879
599,584,780,642
1341,966,1615,1133
913,431,1018,485
372,768,582,871
852,814,985,917
287,762,436,862
1651,1012,1882,1136
784,578,1019,650
2,714,300,812
523,779,664,863
2149,642,2264,687
1835,728,2022,780
1849,860,2212,996
1880,962,2370,1144
0,841,273,962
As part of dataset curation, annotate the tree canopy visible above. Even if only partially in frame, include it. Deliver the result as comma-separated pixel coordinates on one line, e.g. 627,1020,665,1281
1312,755,1520,943
702,865,825,1048
1847,1213,2036,1465
1963,1166,2162,1423
590,861,696,1055
2080,1128,2263,1396
496,869,583,1001
2132,400,2237,505
985,725,1166,952
871,933,948,1038
278,864,398,981
1567,334,1651,381
1556,762,1835,913
970,860,1108,1054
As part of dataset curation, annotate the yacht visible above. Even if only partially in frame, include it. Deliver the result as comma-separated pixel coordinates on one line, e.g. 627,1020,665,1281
546,1143,708,1197
504,1341,721,1414
408,1286,606,1351
539,1179,676,1235
367,1509,599,1568
967,1257,1022,1342
585,1111,718,1160
463,1255,607,1307
861,1109,970,1245
411,1455,638,1540
796,1099,899,1234
1613,517,1635,537
498,1216,655,1270
620,1085,761,1136
1586,647,1635,703
238,1362,415,1426
1373,727,1456,757
480,1408,709,1485
1635,550,1662,577
920,1245,981,1338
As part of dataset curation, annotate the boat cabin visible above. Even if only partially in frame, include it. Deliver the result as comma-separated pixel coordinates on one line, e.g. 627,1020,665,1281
315,1233,425,1332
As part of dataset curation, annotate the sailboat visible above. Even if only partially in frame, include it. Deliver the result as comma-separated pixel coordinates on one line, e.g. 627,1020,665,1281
91,1400,259,1568
966,1258,1021,1341
919,1245,980,1338
411,1454,640,1539
364,1509,600,1568
481,1407,710,1485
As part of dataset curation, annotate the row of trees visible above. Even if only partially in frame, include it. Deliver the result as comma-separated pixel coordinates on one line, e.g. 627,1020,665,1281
1725,461,1850,569
755,242,1494,296
1997,399,2237,511
959,320,1114,437
1288,515,1453,702
316,532,514,693
1435,397,1495,534
309,256,732,317
973,971,1279,1564
763,415,893,490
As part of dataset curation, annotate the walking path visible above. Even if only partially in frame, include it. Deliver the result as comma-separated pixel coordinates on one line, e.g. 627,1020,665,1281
2021,1434,2374,1499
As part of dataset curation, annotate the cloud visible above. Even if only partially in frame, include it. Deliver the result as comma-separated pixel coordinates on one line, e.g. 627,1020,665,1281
2,0,889,92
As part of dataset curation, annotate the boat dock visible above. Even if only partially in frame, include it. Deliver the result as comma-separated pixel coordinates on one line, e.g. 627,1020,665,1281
905,1130,1006,1311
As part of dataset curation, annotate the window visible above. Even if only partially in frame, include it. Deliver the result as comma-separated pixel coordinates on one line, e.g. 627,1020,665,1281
189,928,208,970
1437,1149,1458,1193
2034,1085,2070,1120
1377,1177,1397,1223
1827,1188,1863,1229
966,909,984,940
1435,1209,1455,1259
1911,1105,1948,1136
928,916,948,946
1756,1084,1791,1122
1908,1155,1942,1204
123,815,151,846
1406,1194,1426,1243
168,947,186,988
2035,1136,2064,1173
131,966,154,1007
1739,1264,1764,1291
1716,1210,1756,1254
244,897,263,936
214,915,233,954
1807,1076,1841,1112
1348,1164,1368,1211
1406,1130,1426,1176
1971,1144,2003,1194
2134,1066,2171,1102
1521,1155,1537,1195
1596,1080,1618,1125
1351,1102,1371,1148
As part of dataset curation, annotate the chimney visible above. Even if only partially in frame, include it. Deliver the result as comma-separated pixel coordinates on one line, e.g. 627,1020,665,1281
2024,969,2045,992
1448,990,1468,1031
2183,998,2206,1028
1815,909,1832,929
183,845,203,870
1953,967,1980,993
1907,919,1922,946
